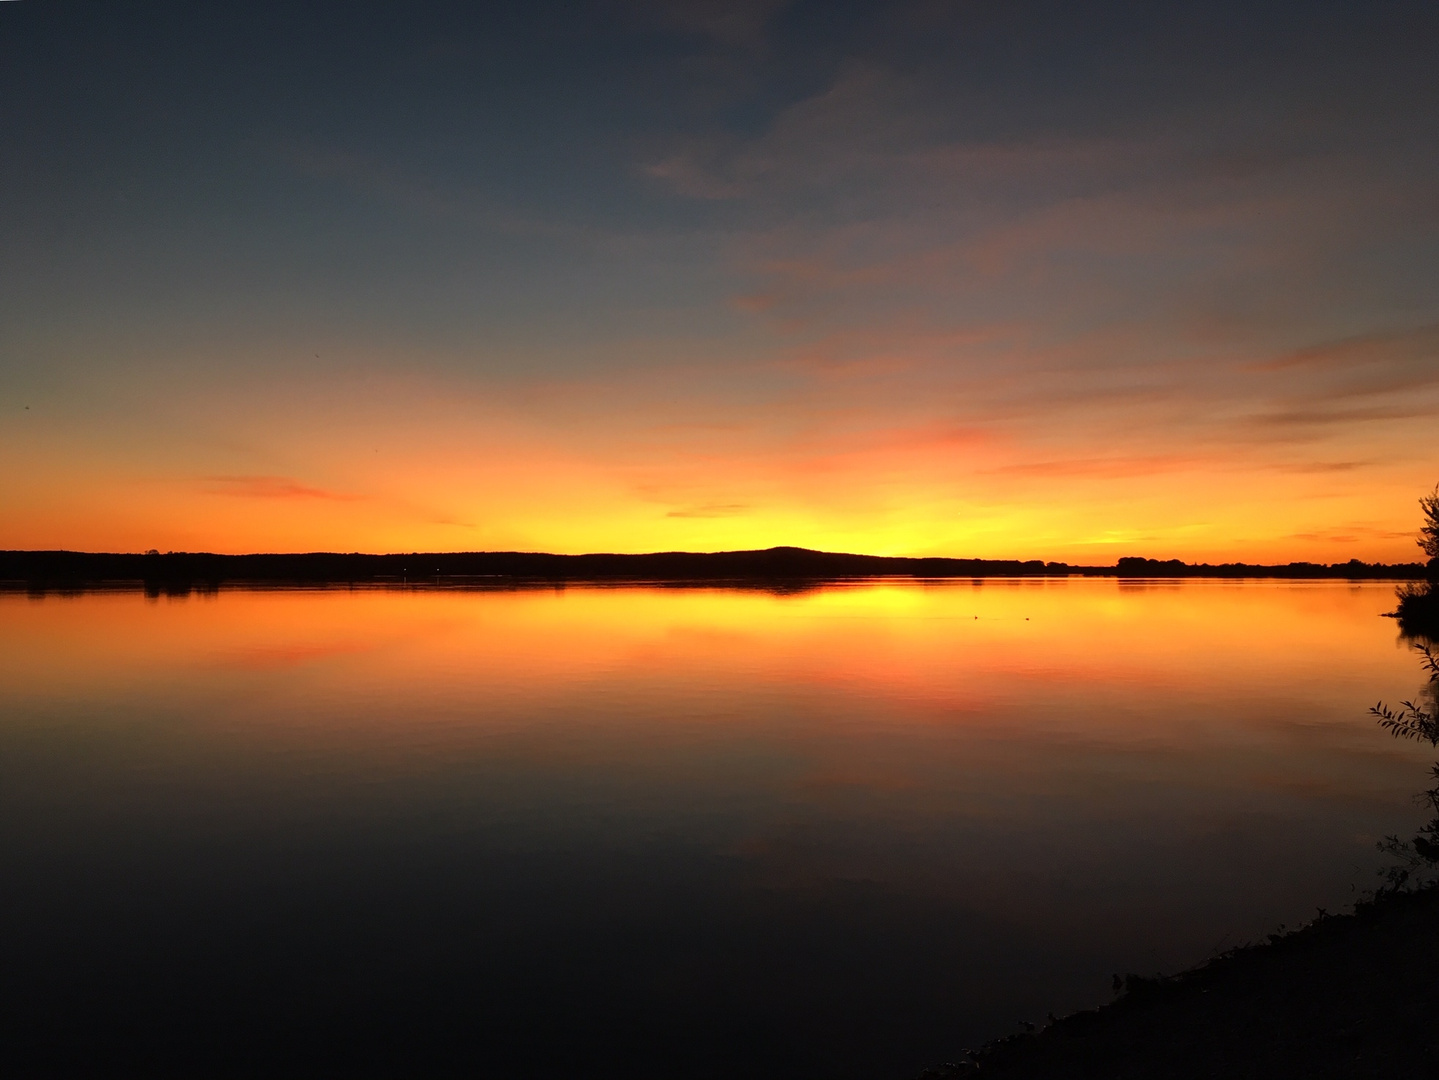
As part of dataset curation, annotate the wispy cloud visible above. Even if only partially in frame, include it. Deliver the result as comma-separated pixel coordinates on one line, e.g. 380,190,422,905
981,455,1200,480
1284,525,1417,545
1272,461,1370,474
269,140,597,242
1254,324,1439,372
666,502,750,518
625,0,792,49
199,475,363,501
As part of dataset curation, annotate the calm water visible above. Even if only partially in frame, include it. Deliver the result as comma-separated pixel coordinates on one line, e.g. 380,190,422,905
1,580,1433,1078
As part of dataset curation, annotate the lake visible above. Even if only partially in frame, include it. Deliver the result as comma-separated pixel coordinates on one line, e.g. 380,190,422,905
1,580,1432,1078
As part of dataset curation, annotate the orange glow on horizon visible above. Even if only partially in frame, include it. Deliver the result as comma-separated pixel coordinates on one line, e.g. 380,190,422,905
2,371,1432,564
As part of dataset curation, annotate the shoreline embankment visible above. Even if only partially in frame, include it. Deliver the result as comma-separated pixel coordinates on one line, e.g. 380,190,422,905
923,883,1439,1079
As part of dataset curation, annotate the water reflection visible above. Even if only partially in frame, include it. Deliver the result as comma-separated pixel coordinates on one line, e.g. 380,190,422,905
0,581,1431,1078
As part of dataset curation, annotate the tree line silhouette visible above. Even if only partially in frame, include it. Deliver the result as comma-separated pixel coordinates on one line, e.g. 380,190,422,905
0,548,1430,594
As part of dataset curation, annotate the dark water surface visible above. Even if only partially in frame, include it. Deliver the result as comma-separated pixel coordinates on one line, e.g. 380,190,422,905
1,581,1432,1078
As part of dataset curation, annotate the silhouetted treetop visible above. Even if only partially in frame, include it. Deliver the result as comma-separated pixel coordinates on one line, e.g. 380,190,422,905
1420,483,1439,562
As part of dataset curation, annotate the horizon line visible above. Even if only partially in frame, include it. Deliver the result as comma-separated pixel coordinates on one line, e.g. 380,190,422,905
2,546,1431,573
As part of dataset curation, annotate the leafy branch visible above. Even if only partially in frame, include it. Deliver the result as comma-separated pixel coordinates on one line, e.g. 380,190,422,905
1371,644,1439,891
1370,645,1439,746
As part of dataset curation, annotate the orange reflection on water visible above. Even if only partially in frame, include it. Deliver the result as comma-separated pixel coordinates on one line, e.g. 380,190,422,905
0,580,1424,817
0,579,1417,725
1,578,1434,1044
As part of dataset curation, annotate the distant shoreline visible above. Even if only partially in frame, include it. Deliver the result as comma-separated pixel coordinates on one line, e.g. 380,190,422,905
1,548,1429,591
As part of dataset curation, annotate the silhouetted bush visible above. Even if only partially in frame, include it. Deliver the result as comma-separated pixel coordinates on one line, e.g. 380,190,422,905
1392,485,1439,638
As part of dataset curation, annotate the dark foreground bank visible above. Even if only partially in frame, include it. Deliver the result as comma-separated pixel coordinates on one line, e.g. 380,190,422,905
0,548,1429,590
924,885,1439,1080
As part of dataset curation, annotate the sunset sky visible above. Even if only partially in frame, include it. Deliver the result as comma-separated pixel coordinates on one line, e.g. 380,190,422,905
2,0,1437,561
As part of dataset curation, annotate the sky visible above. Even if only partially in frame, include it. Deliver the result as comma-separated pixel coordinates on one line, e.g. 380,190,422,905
2,0,1437,562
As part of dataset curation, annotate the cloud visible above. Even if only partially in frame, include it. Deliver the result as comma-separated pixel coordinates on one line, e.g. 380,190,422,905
643,64,924,203
1272,461,1370,474
644,150,747,200
1236,325,1439,434
271,140,593,242
981,455,1201,480
1246,403,1437,428
200,475,362,501
1249,323,1439,373
624,0,792,48
666,502,750,518
1284,525,1417,544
